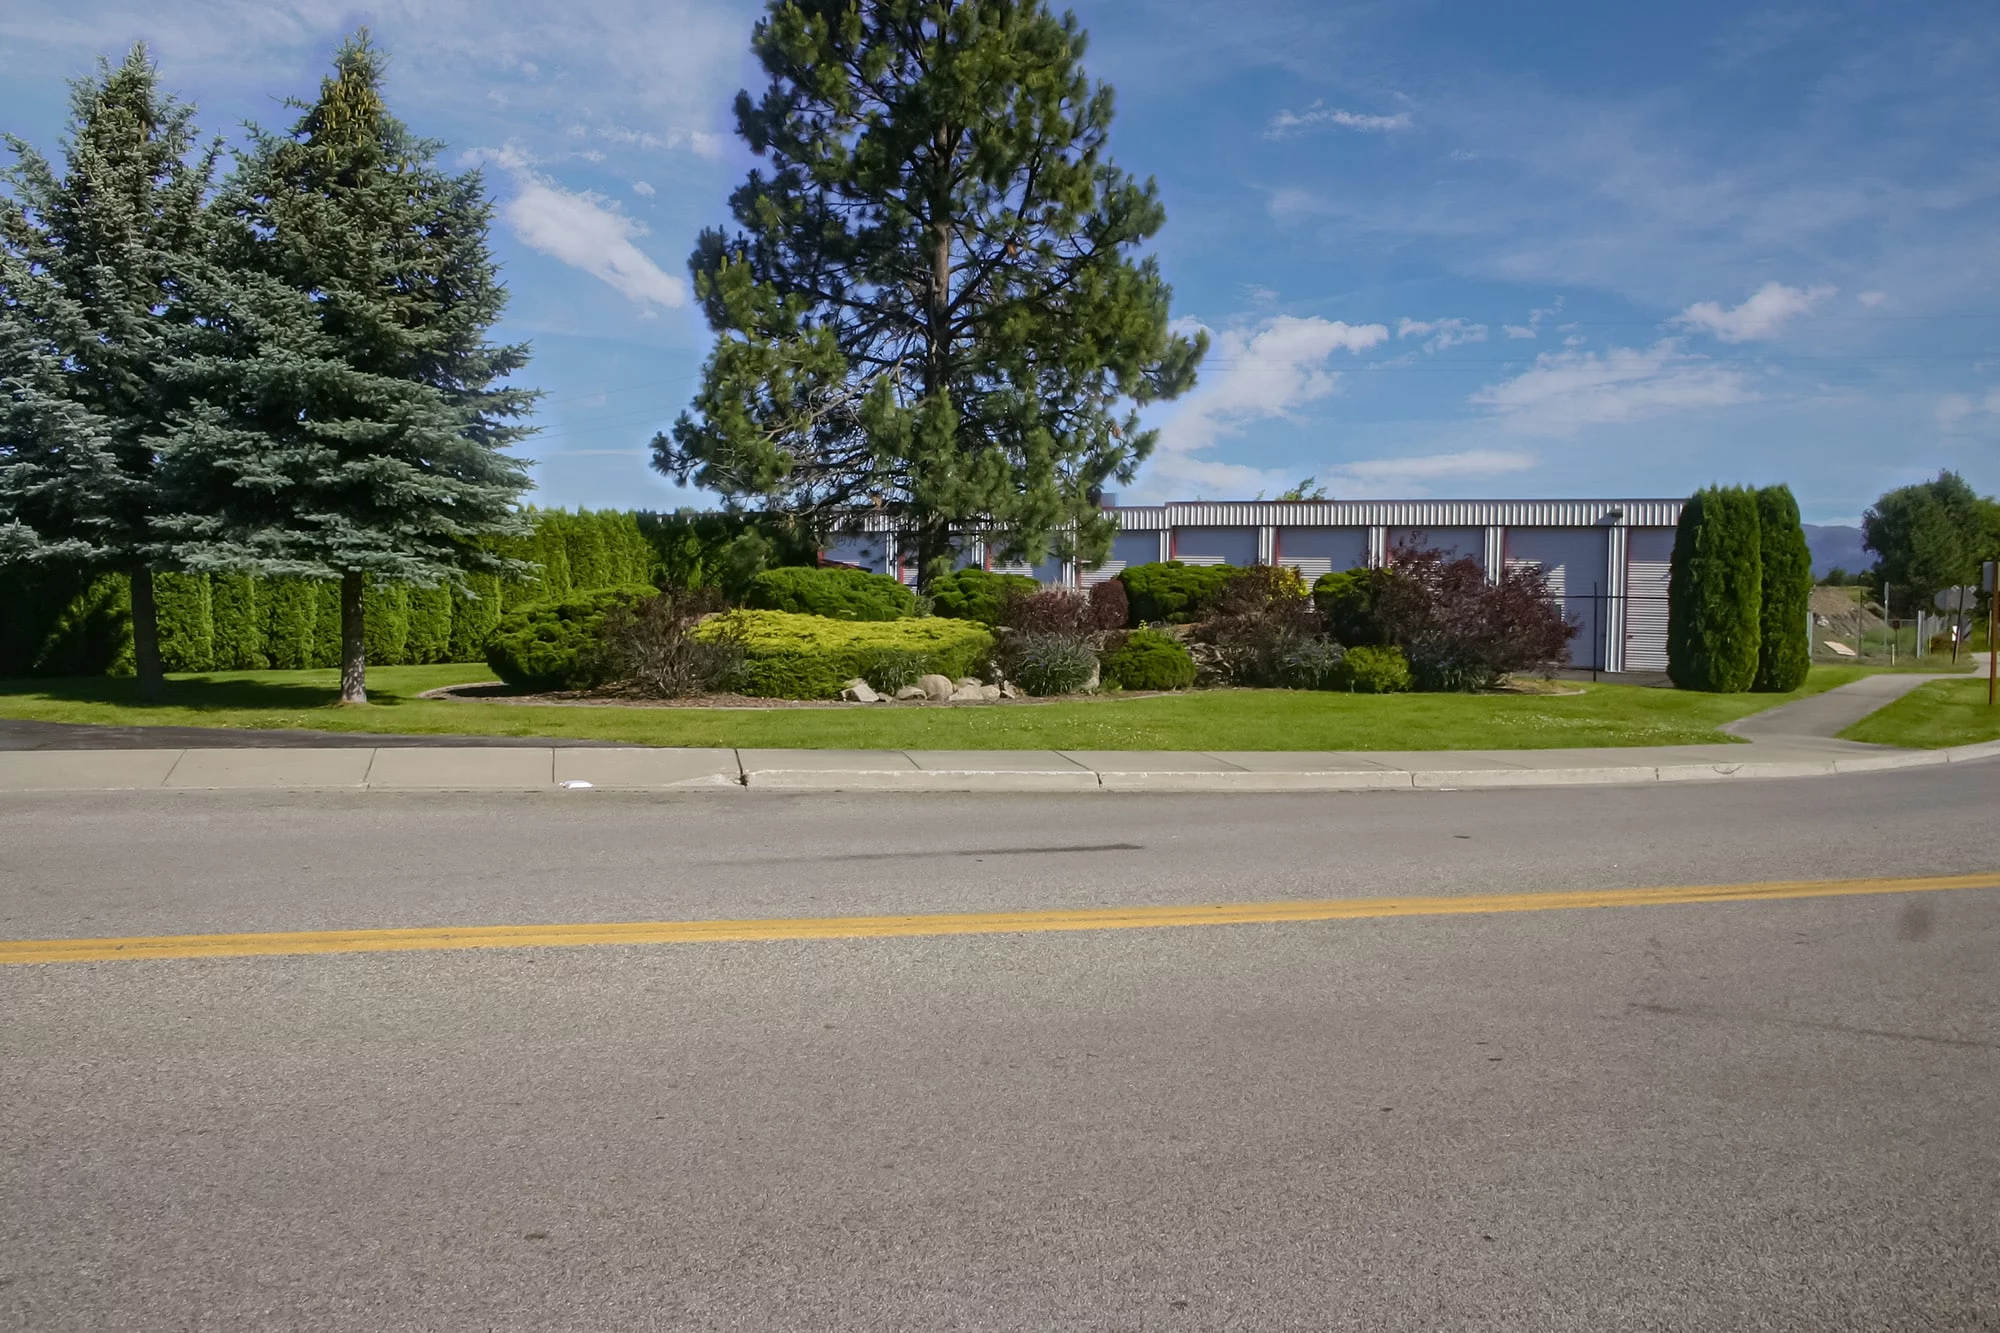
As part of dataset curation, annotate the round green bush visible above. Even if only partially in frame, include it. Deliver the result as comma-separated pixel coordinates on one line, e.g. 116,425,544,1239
484,585,655,691
1332,644,1412,693
742,565,919,621
1099,628,1195,691
856,647,925,693
1003,633,1098,696
926,568,1040,624
1276,637,1345,690
1116,562,1234,625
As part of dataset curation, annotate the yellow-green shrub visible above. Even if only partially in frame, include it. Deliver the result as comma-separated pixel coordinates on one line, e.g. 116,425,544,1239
698,610,994,698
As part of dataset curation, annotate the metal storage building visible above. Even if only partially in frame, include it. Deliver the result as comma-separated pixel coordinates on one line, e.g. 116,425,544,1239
823,497,1683,673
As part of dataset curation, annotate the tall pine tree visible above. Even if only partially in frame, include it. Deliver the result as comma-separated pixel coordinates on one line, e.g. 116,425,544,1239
657,0,1205,586
161,34,534,703
0,47,219,695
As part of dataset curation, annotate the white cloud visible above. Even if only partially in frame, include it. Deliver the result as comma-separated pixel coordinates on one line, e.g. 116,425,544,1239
1265,101,1412,140
631,180,656,197
1502,325,1537,339
1472,340,1757,434
1397,316,1488,352
1336,449,1538,482
1142,315,1390,497
1317,449,1539,496
1675,281,1836,342
1858,290,1888,307
1936,390,2000,432
468,147,685,311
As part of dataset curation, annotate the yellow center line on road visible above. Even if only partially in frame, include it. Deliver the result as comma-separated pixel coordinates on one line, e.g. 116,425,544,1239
2,872,1995,966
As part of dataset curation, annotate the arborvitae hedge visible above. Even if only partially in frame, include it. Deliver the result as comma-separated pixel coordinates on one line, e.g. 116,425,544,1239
263,580,321,670
1753,485,1813,692
407,585,454,664
1668,486,1763,692
0,508,823,677
154,572,214,673
210,574,267,669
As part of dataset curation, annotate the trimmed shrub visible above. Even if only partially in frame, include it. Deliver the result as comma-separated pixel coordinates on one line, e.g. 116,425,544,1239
927,568,1040,624
209,574,266,670
363,582,412,666
742,565,920,621
602,586,743,697
406,585,454,665
486,585,657,691
448,574,505,663
997,586,1099,635
1002,632,1098,696
1088,578,1129,631
1117,561,1234,624
856,648,926,693
1333,644,1413,693
1668,486,1762,692
698,610,994,699
1100,628,1195,691
1312,567,1393,647
1753,484,1812,692
1276,637,1346,691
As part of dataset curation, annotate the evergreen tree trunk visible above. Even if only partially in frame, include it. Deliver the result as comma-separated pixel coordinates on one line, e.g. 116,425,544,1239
339,570,367,704
129,563,165,699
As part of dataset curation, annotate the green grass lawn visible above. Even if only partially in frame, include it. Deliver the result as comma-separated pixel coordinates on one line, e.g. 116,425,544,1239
1842,676,2000,749
0,663,1889,751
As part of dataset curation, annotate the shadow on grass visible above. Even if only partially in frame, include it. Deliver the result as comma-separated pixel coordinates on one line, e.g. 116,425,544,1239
0,674,435,713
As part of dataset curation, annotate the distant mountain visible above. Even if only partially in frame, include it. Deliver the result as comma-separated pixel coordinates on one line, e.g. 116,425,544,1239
1803,524,1868,579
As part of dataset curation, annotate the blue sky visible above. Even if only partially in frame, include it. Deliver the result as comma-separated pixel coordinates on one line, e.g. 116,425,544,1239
3,0,1996,523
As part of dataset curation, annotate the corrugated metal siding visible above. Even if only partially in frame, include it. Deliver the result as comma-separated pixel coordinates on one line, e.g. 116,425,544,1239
1116,499,1682,529
1172,526,1259,567
1274,527,1370,581
1388,526,1485,567
1081,530,1165,585
1505,528,1610,668
1624,528,1675,671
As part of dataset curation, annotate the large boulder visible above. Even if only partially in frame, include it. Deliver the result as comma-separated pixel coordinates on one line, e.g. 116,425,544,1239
917,673,955,701
840,679,880,703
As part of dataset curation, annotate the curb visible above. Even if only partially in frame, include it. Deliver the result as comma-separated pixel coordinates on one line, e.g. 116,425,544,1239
0,739,1993,795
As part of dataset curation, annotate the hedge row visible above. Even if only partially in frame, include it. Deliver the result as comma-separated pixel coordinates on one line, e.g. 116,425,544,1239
0,508,766,678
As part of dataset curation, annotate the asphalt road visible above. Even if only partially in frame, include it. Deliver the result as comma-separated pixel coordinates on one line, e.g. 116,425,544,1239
3,768,1998,1331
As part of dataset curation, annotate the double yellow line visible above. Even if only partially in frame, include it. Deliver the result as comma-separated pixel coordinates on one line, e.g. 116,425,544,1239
1,872,1991,966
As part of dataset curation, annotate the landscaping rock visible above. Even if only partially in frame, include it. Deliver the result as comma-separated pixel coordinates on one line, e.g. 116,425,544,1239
948,685,985,702
955,676,982,688
894,685,928,701
918,673,955,701
979,684,1003,701
998,681,1019,699
840,679,880,703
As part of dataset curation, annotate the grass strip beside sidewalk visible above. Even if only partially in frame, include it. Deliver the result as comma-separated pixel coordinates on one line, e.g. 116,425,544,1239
1842,677,2000,749
0,664,1885,752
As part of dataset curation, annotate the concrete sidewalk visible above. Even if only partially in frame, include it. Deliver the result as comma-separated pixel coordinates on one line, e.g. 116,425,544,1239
2,737,1996,794
4,664,1991,794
